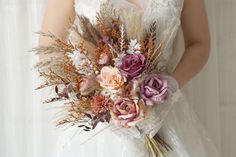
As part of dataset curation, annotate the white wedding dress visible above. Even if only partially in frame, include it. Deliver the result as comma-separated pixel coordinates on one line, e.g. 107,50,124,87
58,0,220,157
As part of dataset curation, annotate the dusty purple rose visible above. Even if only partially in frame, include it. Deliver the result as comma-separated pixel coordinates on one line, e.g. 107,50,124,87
139,74,169,106
119,54,146,79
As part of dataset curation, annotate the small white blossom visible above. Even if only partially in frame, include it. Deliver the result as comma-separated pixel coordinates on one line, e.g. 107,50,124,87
68,50,87,68
68,50,95,76
127,39,141,54
101,89,118,101
113,52,126,67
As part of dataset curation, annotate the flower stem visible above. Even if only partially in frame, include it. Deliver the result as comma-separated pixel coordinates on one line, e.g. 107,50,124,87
145,134,171,157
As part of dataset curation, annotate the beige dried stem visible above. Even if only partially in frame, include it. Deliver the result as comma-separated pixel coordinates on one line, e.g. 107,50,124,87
118,9,145,42
145,134,172,157
148,18,180,72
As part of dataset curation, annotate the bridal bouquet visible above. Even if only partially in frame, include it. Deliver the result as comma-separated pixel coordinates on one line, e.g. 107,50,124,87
33,3,179,157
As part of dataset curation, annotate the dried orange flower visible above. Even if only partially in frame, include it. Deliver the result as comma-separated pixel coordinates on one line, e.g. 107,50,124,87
91,95,113,114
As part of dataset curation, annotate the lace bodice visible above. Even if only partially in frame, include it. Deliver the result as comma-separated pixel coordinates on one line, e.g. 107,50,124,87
73,0,184,72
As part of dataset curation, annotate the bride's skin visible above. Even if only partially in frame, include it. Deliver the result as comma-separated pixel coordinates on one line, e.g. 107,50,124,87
39,0,210,88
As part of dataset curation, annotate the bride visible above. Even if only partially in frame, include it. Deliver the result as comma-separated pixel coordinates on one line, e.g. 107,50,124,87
39,0,220,156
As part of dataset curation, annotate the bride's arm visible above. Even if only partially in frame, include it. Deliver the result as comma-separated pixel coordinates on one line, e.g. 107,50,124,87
171,0,210,88
38,0,75,61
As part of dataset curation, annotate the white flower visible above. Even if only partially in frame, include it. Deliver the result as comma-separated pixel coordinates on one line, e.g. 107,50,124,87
127,39,141,54
68,50,95,76
101,89,118,101
68,50,87,68
113,53,126,67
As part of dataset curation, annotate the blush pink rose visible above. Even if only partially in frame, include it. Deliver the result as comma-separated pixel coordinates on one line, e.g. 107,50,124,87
97,66,126,90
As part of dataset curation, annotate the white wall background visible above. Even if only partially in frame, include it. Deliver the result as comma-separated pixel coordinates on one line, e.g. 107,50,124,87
0,0,235,157
182,0,236,156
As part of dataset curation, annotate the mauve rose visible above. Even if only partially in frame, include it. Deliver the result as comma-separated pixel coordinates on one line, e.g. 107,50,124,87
111,98,144,128
139,74,169,106
79,78,98,95
119,54,146,79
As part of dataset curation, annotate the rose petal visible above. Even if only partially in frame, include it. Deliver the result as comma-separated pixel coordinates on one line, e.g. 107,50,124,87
118,113,136,119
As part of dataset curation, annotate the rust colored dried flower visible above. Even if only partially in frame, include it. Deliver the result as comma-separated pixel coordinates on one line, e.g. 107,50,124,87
91,95,113,114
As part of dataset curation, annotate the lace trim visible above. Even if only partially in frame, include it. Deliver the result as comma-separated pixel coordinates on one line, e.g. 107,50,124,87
149,0,184,9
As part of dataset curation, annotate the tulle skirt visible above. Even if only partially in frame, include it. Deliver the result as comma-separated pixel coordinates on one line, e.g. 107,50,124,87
58,90,220,157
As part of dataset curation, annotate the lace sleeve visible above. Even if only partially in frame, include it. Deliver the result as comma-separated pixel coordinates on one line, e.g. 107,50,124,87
142,0,184,73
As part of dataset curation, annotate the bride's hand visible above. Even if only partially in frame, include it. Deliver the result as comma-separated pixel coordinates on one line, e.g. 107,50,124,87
135,73,180,138
161,73,180,95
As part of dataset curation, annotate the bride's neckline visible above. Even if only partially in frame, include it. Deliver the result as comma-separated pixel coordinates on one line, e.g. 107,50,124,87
111,0,151,12
125,0,142,9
